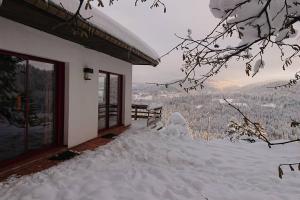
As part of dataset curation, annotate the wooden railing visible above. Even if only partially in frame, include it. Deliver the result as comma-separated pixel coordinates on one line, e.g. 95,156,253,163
99,104,163,128
131,104,162,127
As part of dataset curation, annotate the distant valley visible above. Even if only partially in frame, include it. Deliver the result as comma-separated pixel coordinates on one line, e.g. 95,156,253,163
132,81,300,140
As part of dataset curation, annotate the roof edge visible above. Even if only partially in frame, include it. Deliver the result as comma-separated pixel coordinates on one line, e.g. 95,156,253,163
34,0,160,66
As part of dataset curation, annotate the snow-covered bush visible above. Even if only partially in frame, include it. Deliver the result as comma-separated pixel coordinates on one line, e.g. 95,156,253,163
159,112,190,137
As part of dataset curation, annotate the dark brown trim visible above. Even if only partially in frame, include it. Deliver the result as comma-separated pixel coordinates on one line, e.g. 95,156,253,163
0,49,61,64
98,125,128,136
118,75,123,126
0,146,66,169
24,60,29,151
0,49,65,166
105,72,110,129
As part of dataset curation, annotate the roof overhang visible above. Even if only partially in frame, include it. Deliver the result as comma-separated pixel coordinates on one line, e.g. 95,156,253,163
0,0,159,66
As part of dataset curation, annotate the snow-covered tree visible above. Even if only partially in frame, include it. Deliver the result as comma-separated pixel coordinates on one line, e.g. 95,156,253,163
161,0,300,90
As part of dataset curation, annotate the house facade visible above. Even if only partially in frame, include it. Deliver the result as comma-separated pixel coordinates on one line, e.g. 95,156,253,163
0,0,158,166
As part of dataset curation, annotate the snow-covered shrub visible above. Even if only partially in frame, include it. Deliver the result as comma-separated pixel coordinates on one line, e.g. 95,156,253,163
159,112,190,137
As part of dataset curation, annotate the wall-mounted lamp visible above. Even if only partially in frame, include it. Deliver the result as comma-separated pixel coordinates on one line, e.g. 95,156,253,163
83,67,94,80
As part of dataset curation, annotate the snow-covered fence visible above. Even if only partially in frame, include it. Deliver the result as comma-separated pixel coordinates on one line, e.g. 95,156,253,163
131,104,162,127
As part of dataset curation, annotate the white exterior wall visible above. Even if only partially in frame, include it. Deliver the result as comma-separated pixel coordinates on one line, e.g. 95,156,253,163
0,17,132,147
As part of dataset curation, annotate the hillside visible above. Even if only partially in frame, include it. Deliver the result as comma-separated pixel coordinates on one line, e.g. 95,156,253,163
133,81,300,140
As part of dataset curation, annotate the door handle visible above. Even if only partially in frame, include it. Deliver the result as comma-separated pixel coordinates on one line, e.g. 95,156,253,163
16,95,22,111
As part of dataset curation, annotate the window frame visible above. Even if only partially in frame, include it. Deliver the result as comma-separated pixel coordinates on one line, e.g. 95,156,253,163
0,49,65,165
98,70,123,132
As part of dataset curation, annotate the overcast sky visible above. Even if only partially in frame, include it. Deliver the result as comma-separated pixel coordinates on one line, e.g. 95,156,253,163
100,0,300,87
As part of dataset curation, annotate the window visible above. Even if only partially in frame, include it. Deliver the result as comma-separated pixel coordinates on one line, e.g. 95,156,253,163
98,71,123,131
0,50,64,163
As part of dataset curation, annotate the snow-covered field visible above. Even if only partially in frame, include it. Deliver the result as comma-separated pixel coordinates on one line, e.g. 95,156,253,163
261,103,277,108
1,115,300,200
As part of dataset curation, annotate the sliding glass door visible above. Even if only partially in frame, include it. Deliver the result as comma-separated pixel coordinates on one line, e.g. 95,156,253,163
27,60,55,150
0,55,27,161
0,51,63,163
98,73,107,130
98,71,122,132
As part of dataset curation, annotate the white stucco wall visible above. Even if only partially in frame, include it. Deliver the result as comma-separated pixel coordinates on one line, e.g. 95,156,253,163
0,17,132,147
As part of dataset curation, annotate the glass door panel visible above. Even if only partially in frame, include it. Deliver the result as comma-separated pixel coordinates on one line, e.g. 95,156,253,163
98,71,122,131
0,55,27,161
109,74,120,128
98,73,107,130
27,60,55,150
0,52,61,163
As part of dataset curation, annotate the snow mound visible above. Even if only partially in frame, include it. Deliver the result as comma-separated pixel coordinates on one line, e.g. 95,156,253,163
160,112,190,137
49,0,159,61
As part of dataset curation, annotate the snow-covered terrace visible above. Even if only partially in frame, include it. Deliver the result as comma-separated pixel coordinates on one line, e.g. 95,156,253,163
0,116,300,200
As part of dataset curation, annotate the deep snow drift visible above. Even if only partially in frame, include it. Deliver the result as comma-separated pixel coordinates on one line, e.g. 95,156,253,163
0,119,300,200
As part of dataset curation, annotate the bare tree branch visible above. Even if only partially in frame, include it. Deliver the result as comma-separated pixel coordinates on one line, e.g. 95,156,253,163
157,0,300,91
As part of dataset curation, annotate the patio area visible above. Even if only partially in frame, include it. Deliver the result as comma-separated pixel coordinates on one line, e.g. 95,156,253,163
0,126,128,182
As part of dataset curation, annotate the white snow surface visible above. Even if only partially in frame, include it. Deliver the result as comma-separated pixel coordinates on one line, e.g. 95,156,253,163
48,0,159,61
262,103,277,108
1,120,300,199
147,103,163,110
160,112,190,137
196,105,203,109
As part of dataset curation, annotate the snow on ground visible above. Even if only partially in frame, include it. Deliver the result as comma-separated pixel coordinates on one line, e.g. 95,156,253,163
233,102,248,107
218,98,233,104
196,105,203,109
159,93,184,98
261,103,277,108
1,119,300,200
147,103,163,110
133,94,153,101
217,99,248,107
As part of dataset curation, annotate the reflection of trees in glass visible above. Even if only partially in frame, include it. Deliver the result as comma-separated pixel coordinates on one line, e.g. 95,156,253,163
110,75,119,105
0,55,25,126
28,63,54,127
0,55,54,127
98,74,106,104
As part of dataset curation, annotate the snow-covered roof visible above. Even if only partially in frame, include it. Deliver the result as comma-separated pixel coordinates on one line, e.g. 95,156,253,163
0,0,159,65
49,0,159,62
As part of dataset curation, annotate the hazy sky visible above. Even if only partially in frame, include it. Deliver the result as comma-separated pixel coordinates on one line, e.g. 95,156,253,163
100,0,300,87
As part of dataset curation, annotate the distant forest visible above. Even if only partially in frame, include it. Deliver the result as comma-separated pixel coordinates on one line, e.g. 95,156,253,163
132,82,300,141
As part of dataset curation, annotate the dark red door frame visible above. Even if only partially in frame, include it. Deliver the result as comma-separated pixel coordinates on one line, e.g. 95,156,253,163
99,70,123,131
117,75,123,126
0,49,65,166
24,60,29,151
55,62,65,146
